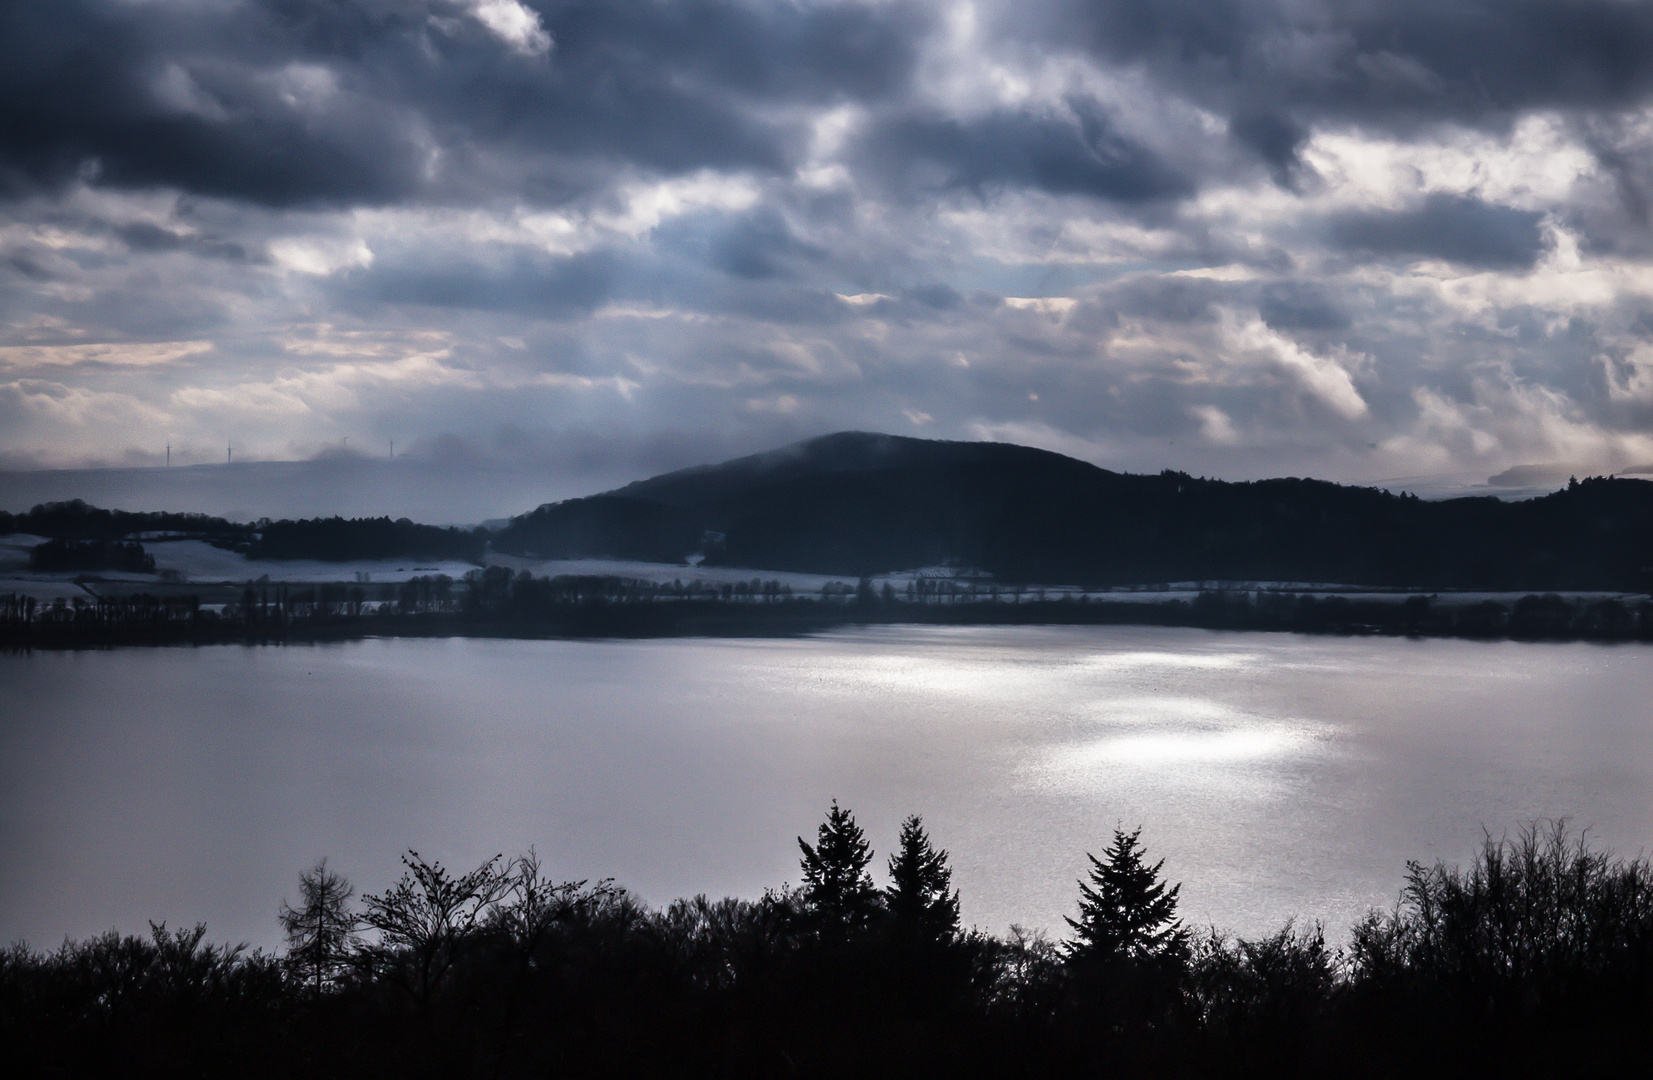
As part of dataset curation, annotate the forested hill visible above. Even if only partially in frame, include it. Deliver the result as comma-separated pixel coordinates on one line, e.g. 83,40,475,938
0,500,484,563
492,432,1653,591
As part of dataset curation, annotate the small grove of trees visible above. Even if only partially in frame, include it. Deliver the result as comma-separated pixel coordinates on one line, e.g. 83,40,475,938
246,517,486,563
273,848,615,1011
795,805,966,946
29,538,156,573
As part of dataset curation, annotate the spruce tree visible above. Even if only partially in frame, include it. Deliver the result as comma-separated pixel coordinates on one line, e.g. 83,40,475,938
884,814,961,943
798,801,882,936
1064,827,1187,967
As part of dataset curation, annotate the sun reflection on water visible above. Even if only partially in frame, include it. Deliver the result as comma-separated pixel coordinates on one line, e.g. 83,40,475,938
1055,725,1309,768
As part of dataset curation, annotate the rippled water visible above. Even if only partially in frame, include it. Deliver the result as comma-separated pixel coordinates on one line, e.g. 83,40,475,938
4,626,1652,950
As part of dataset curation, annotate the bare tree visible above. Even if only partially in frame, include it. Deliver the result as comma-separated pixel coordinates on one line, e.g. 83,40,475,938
359,850,508,1009
278,859,358,996
487,847,607,952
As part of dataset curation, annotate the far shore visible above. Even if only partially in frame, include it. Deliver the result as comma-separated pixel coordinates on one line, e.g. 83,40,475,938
5,581,1652,649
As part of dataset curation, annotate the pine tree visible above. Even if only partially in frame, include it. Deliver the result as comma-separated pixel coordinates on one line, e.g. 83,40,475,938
1064,827,1187,967
278,858,358,996
798,801,882,936
884,815,961,943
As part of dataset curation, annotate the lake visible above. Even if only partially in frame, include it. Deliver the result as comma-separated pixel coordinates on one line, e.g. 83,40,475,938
4,625,1652,951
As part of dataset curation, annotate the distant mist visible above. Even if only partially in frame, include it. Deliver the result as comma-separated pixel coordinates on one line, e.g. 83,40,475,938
0,458,629,526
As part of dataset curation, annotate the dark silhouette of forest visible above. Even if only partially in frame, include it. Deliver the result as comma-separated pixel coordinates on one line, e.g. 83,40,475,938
246,517,484,562
0,499,484,563
0,499,245,543
8,568,1653,648
495,432,1653,590
3,817,1647,1079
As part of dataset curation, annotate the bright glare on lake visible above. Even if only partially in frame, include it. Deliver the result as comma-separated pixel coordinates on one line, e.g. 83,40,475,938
4,625,1652,950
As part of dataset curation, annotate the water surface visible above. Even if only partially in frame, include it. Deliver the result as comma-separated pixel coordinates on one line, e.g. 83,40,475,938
4,626,1651,949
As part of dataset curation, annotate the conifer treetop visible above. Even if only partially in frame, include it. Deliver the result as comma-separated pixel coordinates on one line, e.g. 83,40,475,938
798,800,882,934
1064,826,1187,965
885,814,961,941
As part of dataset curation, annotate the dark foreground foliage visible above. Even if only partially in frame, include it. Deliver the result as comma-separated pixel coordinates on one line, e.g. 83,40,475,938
3,820,1648,1079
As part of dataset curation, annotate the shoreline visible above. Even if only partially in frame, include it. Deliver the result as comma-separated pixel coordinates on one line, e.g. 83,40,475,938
6,590,1653,649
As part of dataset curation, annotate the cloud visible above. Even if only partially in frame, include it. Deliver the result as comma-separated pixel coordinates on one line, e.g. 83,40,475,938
0,1,930,208
1026,0,1653,127
1328,194,1547,269
858,100,1191,202
1225,315,1369,421
0,339,213,372
464,0,553,56
351,247,618,316
9,0,1653,497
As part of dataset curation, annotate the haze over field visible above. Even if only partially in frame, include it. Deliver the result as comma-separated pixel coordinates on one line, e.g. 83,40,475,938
11,2,1653,495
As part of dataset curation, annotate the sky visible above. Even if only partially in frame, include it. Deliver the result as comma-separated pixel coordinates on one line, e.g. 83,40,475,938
8,0,1653,505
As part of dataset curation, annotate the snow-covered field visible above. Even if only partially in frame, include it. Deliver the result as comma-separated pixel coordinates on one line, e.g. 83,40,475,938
0,579,96,601
485,553,864,592
0,533,45,570
139,539,481,585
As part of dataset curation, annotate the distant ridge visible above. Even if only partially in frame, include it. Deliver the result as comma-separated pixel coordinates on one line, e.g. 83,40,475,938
609,432,1089,508
492,432,1653,591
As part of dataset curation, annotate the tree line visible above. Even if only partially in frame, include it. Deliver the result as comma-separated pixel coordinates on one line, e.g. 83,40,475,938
10,571,1653,648
3,816,1648,1078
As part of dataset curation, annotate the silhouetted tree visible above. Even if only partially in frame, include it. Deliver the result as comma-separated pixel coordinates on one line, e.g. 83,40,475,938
278,859,358,997
359,850,508,1008
1065,827,1188,968
798,801,882,937
884,815,960,944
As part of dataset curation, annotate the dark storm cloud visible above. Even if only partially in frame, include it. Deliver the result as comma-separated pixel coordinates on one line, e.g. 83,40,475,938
1328,194,1547,269
1228,112,1308,186
538,0,928,104
8,0,1632,215
1021,0,1653,176
0,0,931,208
1034,0,1653,115
0,1,430,206
706,209,828,281
857,100,1191,202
